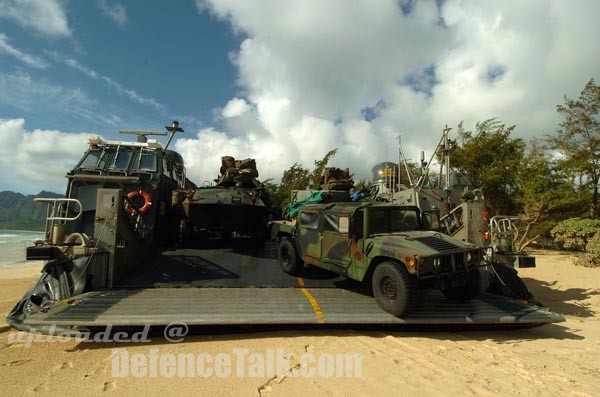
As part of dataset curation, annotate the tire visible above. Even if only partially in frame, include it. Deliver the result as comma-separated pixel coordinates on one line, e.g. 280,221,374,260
372,261,420,317
278,238,302,275
442,267,482,301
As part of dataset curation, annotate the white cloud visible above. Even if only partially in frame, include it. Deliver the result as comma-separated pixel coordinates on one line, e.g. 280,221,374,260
186,0,599,185
0,33,49,69
221,97,250,118
98,0,128,27
0,71,123,127
46,52,163,110
0,119,92,194
0,0,71,37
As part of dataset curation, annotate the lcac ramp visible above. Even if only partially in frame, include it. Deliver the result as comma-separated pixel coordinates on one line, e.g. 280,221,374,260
23,287,564,328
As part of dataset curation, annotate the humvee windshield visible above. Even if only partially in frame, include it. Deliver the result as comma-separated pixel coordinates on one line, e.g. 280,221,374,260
367,207,421,235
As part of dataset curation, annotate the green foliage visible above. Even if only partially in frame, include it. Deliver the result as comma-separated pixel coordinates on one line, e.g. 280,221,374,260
354,178,370,190
310,149,337,189
550,218,600,251
513,140,585,250
267,149,338,214
451,118,525,215
0,191,63,231
576,232,600,268
548,78,600,218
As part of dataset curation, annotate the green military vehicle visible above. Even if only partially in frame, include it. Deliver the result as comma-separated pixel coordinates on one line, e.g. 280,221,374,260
173,156,271,246
271,201,486,317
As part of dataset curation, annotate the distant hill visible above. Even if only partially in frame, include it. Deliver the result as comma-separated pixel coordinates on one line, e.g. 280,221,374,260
0,191,63,231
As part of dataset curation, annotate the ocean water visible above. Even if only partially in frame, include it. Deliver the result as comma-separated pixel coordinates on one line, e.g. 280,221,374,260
0,229,46,267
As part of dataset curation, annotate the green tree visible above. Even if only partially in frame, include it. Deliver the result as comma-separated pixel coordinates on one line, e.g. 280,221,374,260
274,163,311,210
513,141,582,250
451,118,525,215
269,149,339,213
310,149,337,189
548,78,600,219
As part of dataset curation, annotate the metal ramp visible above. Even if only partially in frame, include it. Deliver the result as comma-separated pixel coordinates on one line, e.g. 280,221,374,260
24,287,564,327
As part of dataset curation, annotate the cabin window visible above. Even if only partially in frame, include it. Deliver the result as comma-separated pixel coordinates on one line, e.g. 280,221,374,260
368,207,422,235
162,157,172,178
324,213,338,232
113,148,134,170
352,209,364,239
368,208,388,234
80,150,101,168
97,148,113,170
391,209,419,230
423,211,440,230
323,214,350,234
138,151,157,171
299,211,319,230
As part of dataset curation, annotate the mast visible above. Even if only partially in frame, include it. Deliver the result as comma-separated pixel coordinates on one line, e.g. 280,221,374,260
164,120,184,151
442,125,452,211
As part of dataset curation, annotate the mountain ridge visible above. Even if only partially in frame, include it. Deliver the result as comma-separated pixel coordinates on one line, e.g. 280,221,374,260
0,191,63,231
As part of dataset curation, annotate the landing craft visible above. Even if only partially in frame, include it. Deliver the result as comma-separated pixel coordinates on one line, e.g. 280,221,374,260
7,121,192,331
7,123,563,333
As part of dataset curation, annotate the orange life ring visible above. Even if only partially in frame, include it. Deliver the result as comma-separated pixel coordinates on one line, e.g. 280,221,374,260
125,189,153,215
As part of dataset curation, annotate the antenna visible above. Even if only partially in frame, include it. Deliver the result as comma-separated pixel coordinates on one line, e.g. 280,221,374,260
397,134,415,187
441,125,453,210
164,120,184,151
118,129,166,143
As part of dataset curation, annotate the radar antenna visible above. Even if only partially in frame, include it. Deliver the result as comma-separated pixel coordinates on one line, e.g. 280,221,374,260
118,129,166,143
117,120,184,149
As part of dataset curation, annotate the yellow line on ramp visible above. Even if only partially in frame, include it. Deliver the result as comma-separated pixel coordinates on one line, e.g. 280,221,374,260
297,277,325,324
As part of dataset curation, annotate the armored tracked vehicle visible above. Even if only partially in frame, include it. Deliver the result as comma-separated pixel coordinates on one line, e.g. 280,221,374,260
172,156,271,246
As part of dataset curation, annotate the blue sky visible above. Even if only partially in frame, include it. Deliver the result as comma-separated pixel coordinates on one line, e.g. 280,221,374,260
0,0,240,135
1,0,599,194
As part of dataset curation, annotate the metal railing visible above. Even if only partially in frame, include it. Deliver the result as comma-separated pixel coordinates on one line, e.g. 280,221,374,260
34,198,83,244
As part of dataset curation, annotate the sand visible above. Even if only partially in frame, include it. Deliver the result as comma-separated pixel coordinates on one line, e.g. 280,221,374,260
0,251,599,396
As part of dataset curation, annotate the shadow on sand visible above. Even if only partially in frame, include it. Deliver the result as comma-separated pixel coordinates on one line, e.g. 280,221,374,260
521,277,599,318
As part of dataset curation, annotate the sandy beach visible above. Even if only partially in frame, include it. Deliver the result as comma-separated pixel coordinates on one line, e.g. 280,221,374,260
1,251,599,396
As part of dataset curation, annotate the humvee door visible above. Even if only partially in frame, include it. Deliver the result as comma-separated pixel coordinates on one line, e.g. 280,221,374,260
297,210,321,259
321,213,351,267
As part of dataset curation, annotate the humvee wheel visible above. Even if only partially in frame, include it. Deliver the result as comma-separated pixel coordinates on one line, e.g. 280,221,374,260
372,261,419,317
442,267,481,301
278,238,302,275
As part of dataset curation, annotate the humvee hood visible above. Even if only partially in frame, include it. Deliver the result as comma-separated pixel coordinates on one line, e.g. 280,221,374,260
367,230,473,258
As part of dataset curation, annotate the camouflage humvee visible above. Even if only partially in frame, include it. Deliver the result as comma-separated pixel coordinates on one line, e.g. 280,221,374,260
271,202,486,317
